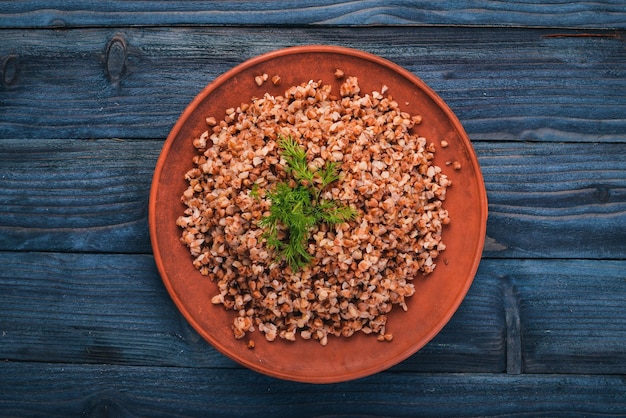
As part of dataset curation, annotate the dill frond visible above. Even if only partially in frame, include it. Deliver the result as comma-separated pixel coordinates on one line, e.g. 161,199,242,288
319,161,341,189
258,135,358,271
277,135,315,185
315,200,358,225
250,182,260,200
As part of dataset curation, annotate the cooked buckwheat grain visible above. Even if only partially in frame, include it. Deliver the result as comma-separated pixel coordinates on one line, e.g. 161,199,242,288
177,75,451,345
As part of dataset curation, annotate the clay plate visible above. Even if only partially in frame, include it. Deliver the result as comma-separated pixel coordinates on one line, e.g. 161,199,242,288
149,45,487,383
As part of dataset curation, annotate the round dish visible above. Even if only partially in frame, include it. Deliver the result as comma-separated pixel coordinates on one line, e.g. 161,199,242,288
149,45,487,383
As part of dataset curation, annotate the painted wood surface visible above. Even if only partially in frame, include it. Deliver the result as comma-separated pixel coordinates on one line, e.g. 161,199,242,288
1,1,625,29
1,365,625,417
1,139,624,258
1,2,625,416
1,27,624,142
2,252,625,376
0,251,504,373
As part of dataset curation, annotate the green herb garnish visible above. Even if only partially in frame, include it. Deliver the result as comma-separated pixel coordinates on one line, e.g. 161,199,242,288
250,182,261,200
259,135,357,271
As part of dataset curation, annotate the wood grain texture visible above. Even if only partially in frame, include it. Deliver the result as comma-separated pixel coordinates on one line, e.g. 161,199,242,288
475,141,626,259
479,259,626,375
1,1,625,29
1,252,624,375
0,251,505,373
1,27,624,142
1,139,624,258
1,4,624,415
0,139,157,253
1,364,625,417
508,260,626,375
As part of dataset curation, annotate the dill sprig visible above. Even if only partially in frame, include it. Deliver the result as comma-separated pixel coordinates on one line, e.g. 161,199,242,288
277,136,315,185
259,135,357,271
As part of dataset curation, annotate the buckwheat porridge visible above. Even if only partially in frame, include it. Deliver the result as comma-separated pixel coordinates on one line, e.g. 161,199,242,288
176,73,451,345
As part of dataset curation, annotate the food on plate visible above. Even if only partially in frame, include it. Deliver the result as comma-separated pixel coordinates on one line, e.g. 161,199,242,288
177,74,451,345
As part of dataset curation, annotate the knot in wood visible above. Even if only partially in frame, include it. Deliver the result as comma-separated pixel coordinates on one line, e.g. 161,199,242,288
83,395,131,418
105,35,127,83
50,19,67,28
595,185,611,204
2,55,19,87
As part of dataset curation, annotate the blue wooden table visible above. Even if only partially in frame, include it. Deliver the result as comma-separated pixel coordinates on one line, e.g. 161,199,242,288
1,2,625,416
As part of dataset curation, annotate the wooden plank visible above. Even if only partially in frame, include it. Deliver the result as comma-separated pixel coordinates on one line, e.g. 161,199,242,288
0,251,235,368
1,252,624,374
2,139,625,259
505,260,626,375
475,141,626,259
0,138,158,254
1,363,625,417
477,259,626,375
1,27,625,142
0,251,505,373
1,1,625,29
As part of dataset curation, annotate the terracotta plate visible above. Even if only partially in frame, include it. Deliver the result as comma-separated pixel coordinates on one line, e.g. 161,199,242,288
149,45,487,383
